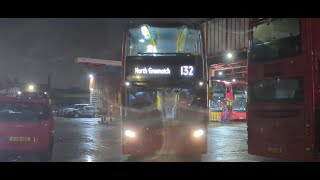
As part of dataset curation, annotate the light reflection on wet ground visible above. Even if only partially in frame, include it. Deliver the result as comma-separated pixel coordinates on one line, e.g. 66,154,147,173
1,117,274,162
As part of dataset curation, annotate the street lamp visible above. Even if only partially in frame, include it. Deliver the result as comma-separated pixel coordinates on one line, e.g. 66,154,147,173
28,84,35,92
227,52,233,59
89,74,95,105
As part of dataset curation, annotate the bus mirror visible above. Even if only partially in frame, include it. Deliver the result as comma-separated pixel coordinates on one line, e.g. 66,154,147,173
226,87,230,93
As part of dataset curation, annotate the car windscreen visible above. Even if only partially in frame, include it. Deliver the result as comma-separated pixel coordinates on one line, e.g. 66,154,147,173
0,102,50,122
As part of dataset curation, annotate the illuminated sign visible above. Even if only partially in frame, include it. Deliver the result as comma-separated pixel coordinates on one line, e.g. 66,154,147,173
135,67,171,75
125,55,201,83
130,65,195,80
180,66,194,76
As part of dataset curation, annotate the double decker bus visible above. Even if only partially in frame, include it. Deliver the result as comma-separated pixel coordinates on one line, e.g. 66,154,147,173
231,81,247,120
120,21,208,158
209,80,247,121
247,18,320,161
209,80,247,122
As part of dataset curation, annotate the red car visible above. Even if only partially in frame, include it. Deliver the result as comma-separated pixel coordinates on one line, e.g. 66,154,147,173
0,97,54,161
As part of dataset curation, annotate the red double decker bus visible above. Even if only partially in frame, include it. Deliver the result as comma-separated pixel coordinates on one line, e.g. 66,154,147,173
230,81,247,120
209,80,247,122
120,21,208,158
247,18,320,161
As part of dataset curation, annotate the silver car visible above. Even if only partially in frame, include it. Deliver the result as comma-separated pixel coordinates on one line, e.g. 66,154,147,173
64,105,99,118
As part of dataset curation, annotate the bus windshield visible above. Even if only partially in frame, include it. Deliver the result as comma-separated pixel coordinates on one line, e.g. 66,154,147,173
232,84,247,112
211,82,226,99
127,24,202,56
232,84,247,99
126,90,157,110
250,18,302,62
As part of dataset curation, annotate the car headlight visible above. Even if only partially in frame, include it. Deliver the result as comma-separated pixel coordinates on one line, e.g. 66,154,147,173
193,129,204,138
125,130,136,138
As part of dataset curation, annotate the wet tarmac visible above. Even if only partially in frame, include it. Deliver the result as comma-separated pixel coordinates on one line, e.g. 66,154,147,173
0,117,274,162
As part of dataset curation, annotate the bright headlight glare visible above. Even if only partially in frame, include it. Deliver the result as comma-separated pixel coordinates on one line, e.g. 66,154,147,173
193,129,204,138
125,130,136,138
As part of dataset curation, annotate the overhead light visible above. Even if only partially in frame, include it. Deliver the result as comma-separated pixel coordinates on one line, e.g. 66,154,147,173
90,88,94,91
141,26,149,37
199,81,204,86
139,39,145,43
227,52,233,59
28,84,35,92
44,92,47,95
17,91,22,95
125,82,131,86
232,79,236,82
218,72,223,76
89,74,94,79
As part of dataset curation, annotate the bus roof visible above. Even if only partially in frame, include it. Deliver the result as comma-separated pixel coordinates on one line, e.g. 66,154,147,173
128,21,200,29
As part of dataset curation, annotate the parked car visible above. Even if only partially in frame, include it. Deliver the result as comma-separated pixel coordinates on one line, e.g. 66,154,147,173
63,104,99,118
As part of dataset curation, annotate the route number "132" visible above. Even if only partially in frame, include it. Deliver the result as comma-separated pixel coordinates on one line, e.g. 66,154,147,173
180,66,194,76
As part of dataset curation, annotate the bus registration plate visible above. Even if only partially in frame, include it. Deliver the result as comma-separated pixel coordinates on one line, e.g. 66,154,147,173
267,146,282,154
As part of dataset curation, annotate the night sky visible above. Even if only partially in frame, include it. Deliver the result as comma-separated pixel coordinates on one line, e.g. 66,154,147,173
0,18,200,89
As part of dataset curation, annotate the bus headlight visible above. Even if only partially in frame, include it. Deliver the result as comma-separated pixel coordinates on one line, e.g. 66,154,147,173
193,129,204,138
125,130,136,138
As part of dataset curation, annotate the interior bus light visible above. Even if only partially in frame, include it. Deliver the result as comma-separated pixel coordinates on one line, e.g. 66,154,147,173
141,26,149,37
